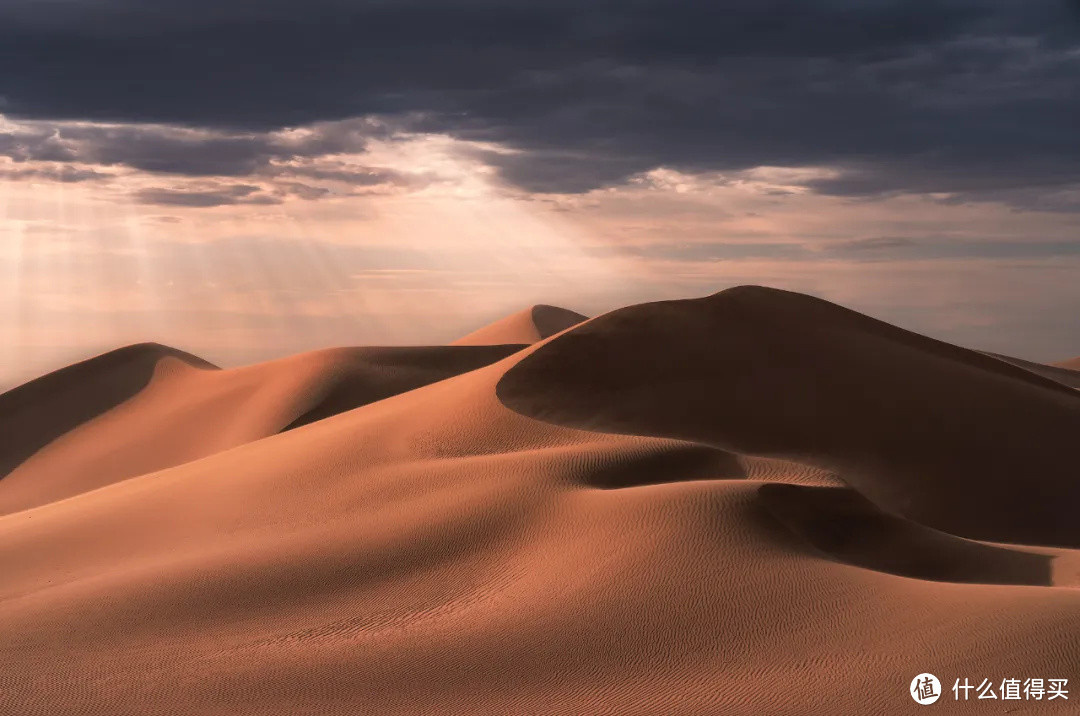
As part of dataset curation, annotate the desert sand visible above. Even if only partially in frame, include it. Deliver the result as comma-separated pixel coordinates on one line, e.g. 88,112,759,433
1054,355,1080,371
451,304,587,346
1,286,1078,715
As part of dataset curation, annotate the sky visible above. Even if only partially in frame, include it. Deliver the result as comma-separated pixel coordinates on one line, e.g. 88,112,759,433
1,0,1079,387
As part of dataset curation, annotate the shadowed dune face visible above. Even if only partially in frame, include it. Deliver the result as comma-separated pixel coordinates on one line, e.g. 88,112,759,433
987,352,1080,389
758,483,1054,587
561,441,745,489
2,291,1079,715
452,304,587,345
497,286,1080,546
530,305,588,340
280,345,526,430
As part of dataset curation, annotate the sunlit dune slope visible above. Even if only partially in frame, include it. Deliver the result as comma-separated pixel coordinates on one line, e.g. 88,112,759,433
0,343,521,513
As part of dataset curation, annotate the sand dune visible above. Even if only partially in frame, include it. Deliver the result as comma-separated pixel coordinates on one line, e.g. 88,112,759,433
2,287,1078,715
498,286,1080,546
1054,355,1080,370
452,304,586,345
0,343,519,514
988,352,1080,389
0,343,214,480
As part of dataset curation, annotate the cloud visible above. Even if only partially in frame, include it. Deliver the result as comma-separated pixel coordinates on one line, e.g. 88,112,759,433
133,183,281,207
272,161,411,187
0,1,1076,198
0,117,392,177
0,114,475,208
829,237,918,251
0,163,108,182
277,182,332,201
0,122,78,162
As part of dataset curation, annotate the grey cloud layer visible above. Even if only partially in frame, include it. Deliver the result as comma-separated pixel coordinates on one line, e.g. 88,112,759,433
133,184,281,207
0,119,391,176
1,1,1079,196
0,164,108,183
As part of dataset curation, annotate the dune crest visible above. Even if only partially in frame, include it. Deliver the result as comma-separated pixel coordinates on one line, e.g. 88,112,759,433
497,285,1080,546
1054,355,1080,370
987,352,1080,389
0,343,214,482
452,304,587,345
0,343,520,513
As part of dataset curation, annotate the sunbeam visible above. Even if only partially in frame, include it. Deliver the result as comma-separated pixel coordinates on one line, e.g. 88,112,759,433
1,127,635,381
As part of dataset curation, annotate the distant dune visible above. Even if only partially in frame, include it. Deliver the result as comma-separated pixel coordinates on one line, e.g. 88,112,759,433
2,286,1078,715
452,304,587,345
1054,355,1080,370
0,343,521,514
988,351,1080,389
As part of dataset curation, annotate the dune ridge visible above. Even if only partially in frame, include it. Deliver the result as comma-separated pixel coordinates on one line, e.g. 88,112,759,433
2,288,1078,715
987,352,1080,389
1054,355,1080,370
0,343,521,514
452,304,587,346
497,286,1080,546
0,343,215,485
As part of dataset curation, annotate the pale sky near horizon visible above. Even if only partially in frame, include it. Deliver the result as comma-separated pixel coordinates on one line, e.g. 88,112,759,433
2,1,1079,387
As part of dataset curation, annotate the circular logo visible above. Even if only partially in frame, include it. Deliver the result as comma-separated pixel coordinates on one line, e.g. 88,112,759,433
910,673,942,705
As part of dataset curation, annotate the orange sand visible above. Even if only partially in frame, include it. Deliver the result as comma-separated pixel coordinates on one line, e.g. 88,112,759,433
2,286,1078,715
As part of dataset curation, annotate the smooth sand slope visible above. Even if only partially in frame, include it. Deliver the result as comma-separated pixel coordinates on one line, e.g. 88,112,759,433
0,343,522,514
1,286,1078,715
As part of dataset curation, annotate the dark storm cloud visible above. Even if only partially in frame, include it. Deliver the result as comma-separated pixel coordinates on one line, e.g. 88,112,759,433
1,1,1078,195
0,118,386,177
0,125,78,163
70,127,281,176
